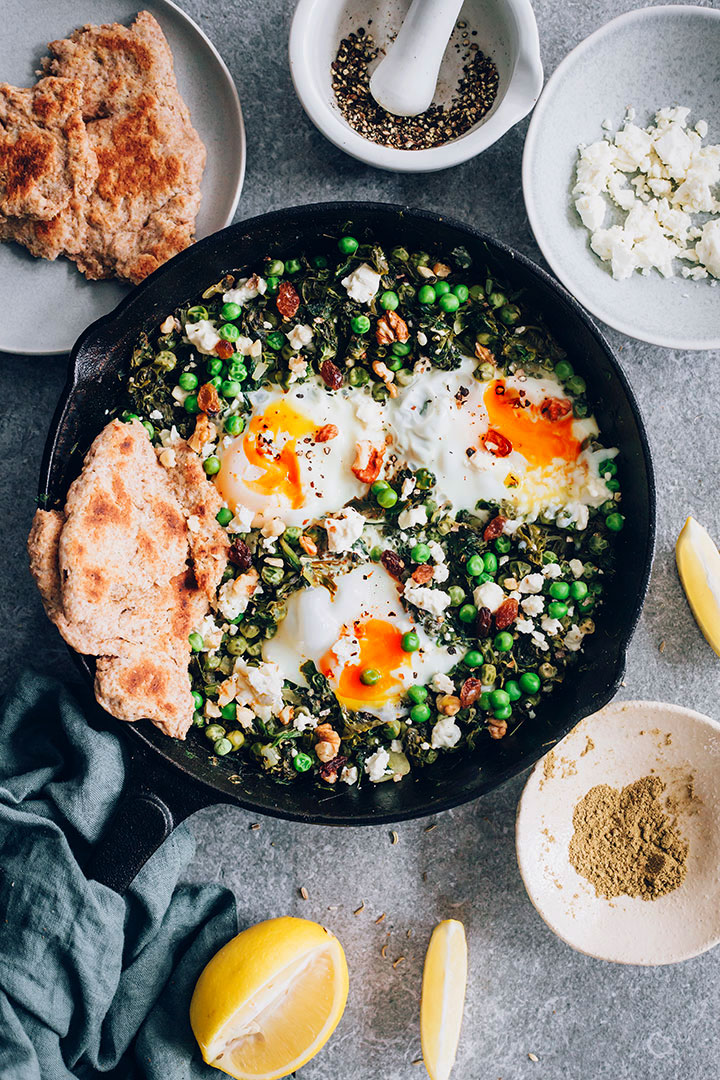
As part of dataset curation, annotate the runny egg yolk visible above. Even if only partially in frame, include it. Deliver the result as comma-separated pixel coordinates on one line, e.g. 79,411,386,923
483,380,580,467
320,618,412,709
216,399,316,510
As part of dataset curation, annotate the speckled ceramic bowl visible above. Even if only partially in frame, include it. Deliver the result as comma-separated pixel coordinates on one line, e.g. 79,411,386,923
522,5,720,351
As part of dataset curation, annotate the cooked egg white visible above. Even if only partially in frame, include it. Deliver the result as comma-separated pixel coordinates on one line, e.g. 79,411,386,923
263,563,455,717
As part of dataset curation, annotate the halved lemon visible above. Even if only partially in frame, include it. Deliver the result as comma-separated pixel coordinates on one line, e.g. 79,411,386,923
676,516,720,657
190,916,348,1080
420,920,468,1080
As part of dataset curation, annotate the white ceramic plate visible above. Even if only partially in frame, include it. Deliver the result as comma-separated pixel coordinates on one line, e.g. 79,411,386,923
516,700,720,966
522,5,720,351
0,0,245,355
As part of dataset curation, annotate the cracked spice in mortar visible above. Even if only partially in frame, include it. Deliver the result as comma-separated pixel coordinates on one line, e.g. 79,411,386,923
331,28,499,150
568,776,688,901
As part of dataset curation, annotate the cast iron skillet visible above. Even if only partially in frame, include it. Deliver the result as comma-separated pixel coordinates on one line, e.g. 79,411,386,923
38,203,656,893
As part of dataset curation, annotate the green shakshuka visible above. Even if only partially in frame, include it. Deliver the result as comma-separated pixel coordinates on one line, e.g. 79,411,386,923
124,234,624,788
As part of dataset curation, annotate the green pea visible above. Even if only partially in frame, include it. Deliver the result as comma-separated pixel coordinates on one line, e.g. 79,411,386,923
360,668,381,685
494,631,514,652
384,719,402,739
480,664,496,685
154,351,177,372
188,632,204,651
464,649,483,668
434,281,451,296
547,600,568,619
179,371,198,391
505,680,522,702
227,361,248,382
285,257,301,274
499,304,521,326
606,512,625,532
380,290,399,310
206,357,223,377
208,376,223,390
349,366,369,386
225,414,245,436
483,552,498,574
469,284,485,301
338,236,358,255
418,284,436,305
566,375,586,396
402,631,420,653
391,341,412,356
142,421,155,440
227,730,245,750
488,291,506,309
261,563,285,585
371,480,389,495
598,458,617,477
216,507,233,527
489,689,510,709
221,301,242,322
466,555,484,577
438,293,460,313
519,671,541,694
293,752,313,773
266,331,285,351
542,551,559,565
411,543,431,563
452,284,469,302
220,702,237,722
184,394,200,414
265,276,279,294
187,304,208,321
570,580,588,600
415,468,435,490
476,572,493,584
226,636,248,656
549,581,570,600
312,254,328,269
458,604,477,624
202,456,220,477
218,323,240,342
476,362,495,381
205,724,226,741
589,533,609,554
479,692,492,710
193,710,205,728
573,401,588,418
407,685,428,705
410,702,431,723
495,536,511,554
387,356,404,372
554,360,574,381
370,546,383,562
396,368,414,387
493,705,512,721
267,259,285,277
606,478,620,492
372,383,389,403
351,314,371,334
376,487,398,509
221,379,242,399
192,690,204,710
392,246,409,261
448,586,465,607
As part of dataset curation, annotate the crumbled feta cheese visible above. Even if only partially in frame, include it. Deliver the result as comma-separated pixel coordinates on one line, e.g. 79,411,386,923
431,717,462,749
195,614,224,652
516,618,535,634
433,563,450,583
531,630,549,652
697,219,720,278
568,559,585,579
222,658,284,715
365,747,390,782
521,595,545,617
503,518,524,535
217,569,259,621
473,580,505,612
185,320,220,354
324,508,366,552
427,541,445,563
341,765,358,786
403,583,451,617
518,573,544,595
541,562,562,579
401,477,416,500
540,616,563,636
564,624,585,652
226,504,255,534
287,323,313,351
431,672,455,694
341,263,381,304
397,505,427,530
288,355,309,383
293,711,318,733
222,276,267,306
262,517,286,540
575,193,606,231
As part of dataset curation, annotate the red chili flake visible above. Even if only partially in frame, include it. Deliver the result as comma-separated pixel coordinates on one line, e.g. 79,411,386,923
540,397,572,421
460,677,483,708
381,549,405,579
276,280,300,319
483,515,507,541
215,340,234,360
318,754,347,781
320,359,343,390
476,607,492,638
494,597,519,630
229,539,253,570
482,429,512,457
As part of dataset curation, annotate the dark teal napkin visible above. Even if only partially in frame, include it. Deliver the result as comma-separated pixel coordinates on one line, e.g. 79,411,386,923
0,672,238,1079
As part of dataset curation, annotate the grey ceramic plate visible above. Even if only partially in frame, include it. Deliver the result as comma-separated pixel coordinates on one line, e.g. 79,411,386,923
0,0,245,355
522,5,720,351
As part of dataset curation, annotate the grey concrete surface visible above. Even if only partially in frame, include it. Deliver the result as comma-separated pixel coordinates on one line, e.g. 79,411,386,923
1,0,719,1077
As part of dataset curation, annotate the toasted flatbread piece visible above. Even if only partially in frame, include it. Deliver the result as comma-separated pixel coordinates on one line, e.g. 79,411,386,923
0,76,96,222
163,440,229,602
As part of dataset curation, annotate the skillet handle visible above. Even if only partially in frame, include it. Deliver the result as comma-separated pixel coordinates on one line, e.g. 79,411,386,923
84,743,218,895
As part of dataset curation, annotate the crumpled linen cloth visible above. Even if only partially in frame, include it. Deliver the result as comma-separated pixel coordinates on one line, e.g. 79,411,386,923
0,672,238,1079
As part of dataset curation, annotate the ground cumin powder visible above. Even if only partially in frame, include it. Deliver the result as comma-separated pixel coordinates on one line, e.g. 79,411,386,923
568,776,688,900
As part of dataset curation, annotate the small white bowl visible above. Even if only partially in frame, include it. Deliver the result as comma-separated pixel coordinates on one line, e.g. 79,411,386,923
522,5,720,351
516,701,720,966
289,0,543,173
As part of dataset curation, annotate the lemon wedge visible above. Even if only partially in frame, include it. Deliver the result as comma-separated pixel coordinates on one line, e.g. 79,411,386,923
189,916,348,1080
676,516,720,657
421,920,468,1080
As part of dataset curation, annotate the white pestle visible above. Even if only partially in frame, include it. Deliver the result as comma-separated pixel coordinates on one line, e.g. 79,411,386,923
369,0,467,117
